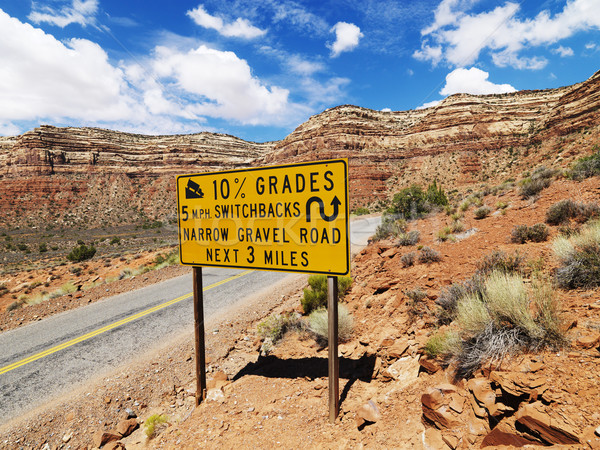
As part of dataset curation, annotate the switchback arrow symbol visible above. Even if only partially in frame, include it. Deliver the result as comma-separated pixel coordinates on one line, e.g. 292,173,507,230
306,196,341,222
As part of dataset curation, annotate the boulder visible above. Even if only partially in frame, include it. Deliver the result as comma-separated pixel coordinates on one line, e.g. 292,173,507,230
357,400,381,423
490,371,548,398
115,418,139,437
382,356,420,389
92,431,121,448
481,421,542,447
515,401,580,445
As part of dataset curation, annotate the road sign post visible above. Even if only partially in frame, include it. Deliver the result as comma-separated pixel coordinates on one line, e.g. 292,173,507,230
177,159,349,420
193,266,207,406
328,276,339,423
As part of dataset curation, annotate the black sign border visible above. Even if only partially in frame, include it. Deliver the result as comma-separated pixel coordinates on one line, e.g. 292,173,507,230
176,159,350,276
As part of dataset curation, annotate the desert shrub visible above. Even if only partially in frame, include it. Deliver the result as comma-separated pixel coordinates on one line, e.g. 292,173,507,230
17,243,29,252
406,287,429,321
0,283,8,296
419,246,442,264
67,243,96,262
570,148,600,180
473,206,491,220
510,225,530,244
510,224,549,243
546,199,600,225
145,414,169,438
477,250,523,275
405,287,427,302
109,237,121,245
6,299,25,312
301,275,353,314
528,223,550,242
387,185,430,219
39,243,48,253
519,177,552,199
387,181,448,220
448,272,565,378
436,226,453,242
436,274,486,325
309,303,354,343
400,252,416,267
257,312,300,344
353,206,370,215
553,220,600,289
373,215,407,241
397,230,420,246
496,201,509,210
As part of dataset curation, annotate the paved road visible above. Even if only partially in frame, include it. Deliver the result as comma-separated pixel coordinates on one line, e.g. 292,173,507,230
0,216,380,421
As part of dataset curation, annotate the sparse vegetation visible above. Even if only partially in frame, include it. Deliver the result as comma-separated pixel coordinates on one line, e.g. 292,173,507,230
519,166,556,199
353,206,370,216
301,275,353,314
553,220,600,289
570,147,600,180
386,181,448,220
373,216,407,241
308,303,354,343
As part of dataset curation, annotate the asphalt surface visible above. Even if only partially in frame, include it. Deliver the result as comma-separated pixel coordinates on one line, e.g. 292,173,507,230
0,216,380,422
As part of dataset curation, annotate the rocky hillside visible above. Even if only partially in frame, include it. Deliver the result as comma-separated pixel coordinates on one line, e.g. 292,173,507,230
0,70,599,229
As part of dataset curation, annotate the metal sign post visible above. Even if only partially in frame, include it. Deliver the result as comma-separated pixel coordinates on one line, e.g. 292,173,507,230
193,266,207,406
328,276,339,423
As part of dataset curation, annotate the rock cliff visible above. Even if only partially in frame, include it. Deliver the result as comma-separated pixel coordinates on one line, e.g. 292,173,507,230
1,70,599,228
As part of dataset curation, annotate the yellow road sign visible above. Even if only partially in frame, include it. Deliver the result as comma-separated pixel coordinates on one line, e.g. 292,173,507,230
176,159,349,275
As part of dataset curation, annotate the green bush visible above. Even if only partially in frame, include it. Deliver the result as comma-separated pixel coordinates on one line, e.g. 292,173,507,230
38,243,48,253
553,220,600,289
109,237,121,245
570,148,600,180
301,275,352,314
473,206,491,219
145,414,169,438
387,181,448,220
353,206,370,216
67,243,96,262
308,303,354,343
426,180,449,207
424,330,460,358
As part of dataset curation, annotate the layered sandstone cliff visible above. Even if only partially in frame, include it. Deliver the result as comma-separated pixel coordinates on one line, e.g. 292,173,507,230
0,70,599,228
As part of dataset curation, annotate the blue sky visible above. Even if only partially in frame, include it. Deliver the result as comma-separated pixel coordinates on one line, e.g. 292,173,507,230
0,0,599,142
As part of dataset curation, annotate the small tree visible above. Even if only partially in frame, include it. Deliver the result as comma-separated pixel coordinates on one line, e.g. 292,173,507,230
67,243,96,262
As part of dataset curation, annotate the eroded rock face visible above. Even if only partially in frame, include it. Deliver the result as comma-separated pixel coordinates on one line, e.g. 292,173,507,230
1,70,599,228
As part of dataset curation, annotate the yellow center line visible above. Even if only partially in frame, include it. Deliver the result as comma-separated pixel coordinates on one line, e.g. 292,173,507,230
0,270,252,376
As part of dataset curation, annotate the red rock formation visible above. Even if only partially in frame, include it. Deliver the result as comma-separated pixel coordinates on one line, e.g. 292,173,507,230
1,70,599,228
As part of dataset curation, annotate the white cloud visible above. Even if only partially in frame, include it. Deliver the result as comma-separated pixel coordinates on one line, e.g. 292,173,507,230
439,67,516,96
585,41,597,50
416,0,600,70
417,100,442,110
150,45,299,125
187,5,266,39
329,22,363,57
28,0,98,27
0,9,134,123
380,108,392,112
269,0,329,35
552,45,574,57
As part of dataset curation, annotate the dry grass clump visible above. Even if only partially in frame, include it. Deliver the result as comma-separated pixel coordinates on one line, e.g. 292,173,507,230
476,250,523,275
473,206,491,219
397,230,420,246
553,220,600,289
257,312,301,344
309,303,354,343
373,216,407,241
418,246,442,263
427,271,566,379
401,252,416,267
